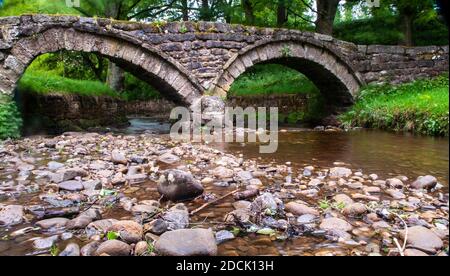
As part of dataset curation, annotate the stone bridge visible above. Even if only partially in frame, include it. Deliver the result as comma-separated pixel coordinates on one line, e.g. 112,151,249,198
0,14,448,112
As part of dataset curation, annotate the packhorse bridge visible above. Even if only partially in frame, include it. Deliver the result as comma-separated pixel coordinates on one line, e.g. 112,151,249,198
0,14,448,113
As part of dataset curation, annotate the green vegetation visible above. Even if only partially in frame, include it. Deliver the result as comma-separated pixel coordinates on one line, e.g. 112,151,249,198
334,16,449,46
0,95,23,140
0,0,79,16
340,75,449,136
107,231,119,240
229,64,317,96
229,64,326,124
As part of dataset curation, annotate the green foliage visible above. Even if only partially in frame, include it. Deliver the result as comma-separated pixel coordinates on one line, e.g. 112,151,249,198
0,0,79,16
146,241,155,255
340,74,450,136
107,231,119,240
50,244,59,256
0,95,22,140
121,73,161,101
334,15,448,46
18,71,119,98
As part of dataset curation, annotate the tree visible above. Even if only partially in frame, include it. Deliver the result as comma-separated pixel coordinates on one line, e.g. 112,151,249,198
393,0,435,46
242,0,255,25
315,0,341,35
277,0,288,27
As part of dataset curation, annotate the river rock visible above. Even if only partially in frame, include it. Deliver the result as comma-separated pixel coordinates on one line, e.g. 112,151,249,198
386,189,406,199
131,205,159,217
215,230,235,244
0,205,24,227
126,174,148,185
111,150,128,165
95,240,131,256
33,235,59,249
411,175,437,190
329,167,352,178
47,161,64,171
162,205,189,230
404,249,429,256
297,214,318,225
83,180,102,190
108,220,143,244
285,202,319,216
400,226,443,254
36,217,69,230
58,180,84,191
333,194,354,206
155,228,217,256
233,200,251,210
80,241,101,256
157,170,204,201
134,241,149,256
212,166,234,179
320,217,353,232
59,243,80,256
342,203,367,216
250,193,278,213
51,168,88,183
86,219,118,238
386,178,404,188
158,152,180,164
146,218,168,234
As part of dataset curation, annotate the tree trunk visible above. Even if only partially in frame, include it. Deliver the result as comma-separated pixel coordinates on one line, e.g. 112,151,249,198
277,0,288,27
107,62,125,92
315,0,340,35
243,0,255,25
199,0,212,21
181,0,189,21
403,13,414,46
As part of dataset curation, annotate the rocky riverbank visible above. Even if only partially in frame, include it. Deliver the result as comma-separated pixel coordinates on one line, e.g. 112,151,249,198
0,132,448,256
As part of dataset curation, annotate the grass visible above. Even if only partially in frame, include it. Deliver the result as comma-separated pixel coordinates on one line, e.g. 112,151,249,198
340,74,449,136
18,71,121,98
0,94,23,140
0,0,79,17
229,64,318,96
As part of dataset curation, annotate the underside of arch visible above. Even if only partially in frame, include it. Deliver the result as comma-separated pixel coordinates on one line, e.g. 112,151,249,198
212,41,365,113
1,28,203,106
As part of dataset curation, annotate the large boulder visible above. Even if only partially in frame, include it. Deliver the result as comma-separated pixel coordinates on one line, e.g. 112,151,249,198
155,228,217,256
411,175,437,190
157,170,204,201
400,226,443,254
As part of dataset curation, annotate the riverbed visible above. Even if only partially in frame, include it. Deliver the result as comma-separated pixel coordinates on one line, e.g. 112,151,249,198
0,118,448,256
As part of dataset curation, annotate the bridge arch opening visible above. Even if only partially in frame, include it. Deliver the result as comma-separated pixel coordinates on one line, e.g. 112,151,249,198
213,41,365,120
2,28,203,106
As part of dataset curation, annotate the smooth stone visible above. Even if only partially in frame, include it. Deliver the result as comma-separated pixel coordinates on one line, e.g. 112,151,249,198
285,202,319,216
400,226,443,254
83,180,102,191
158,152,180,164
36,218,69,230
320,217,353,232
111,150,128,165
386,189,406,200
333,194,354,206
108,220,143,244
95,240,131,256
162,209,189,231
215,230,235,244
329,167,352,178
58,180,84,191
342,203,367,216
33,235,59,249
411,175,437,190
212,166,234,179
233,200,251,210
59,243,80,256
131,205,159,217
157,170,204,201
134,241,149,256
297,214,318,225
386,178,404,188
47,161,64,171
404,249,429,256
155,228,217,256
85,219,118,238
126,174,148,185
236,171,253,181
0,205,24,227
51,168,88,183
80,241,101,256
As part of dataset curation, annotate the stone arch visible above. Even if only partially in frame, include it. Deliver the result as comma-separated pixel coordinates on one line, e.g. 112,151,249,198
211,40,366,112
1,28,203,106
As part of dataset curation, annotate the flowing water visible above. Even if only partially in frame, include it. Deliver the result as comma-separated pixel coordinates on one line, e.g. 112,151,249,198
0,117,448,256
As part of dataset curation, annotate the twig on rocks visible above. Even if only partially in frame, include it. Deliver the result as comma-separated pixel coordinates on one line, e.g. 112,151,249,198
190,189,240,215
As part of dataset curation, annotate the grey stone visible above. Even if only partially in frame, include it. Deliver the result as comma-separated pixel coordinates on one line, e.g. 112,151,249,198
157,169,204,201
155,228,217,256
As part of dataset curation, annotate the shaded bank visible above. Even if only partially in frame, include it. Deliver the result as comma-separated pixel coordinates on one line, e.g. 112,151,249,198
16,91,174,135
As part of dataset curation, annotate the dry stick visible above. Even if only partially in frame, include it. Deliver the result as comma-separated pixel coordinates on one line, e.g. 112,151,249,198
190,189,240,215
392,212,408,256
